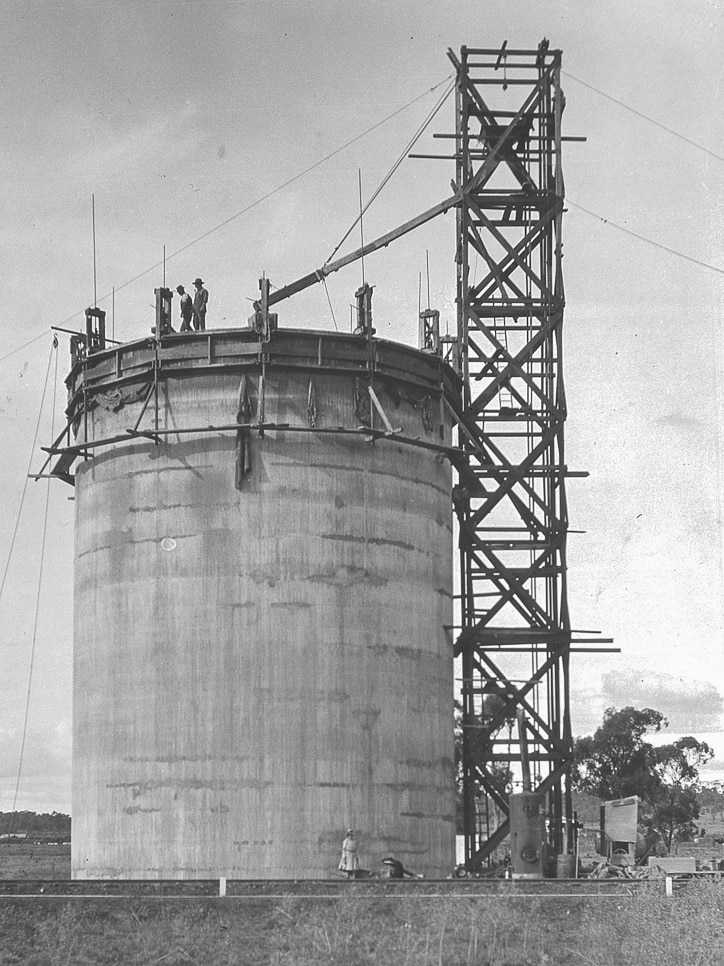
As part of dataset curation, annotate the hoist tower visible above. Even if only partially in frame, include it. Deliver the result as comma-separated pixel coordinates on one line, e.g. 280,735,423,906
449,41,577,868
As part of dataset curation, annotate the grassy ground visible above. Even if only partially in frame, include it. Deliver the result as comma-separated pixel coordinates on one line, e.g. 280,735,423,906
1,844,722,964
0,847,70,880
0,884,723,965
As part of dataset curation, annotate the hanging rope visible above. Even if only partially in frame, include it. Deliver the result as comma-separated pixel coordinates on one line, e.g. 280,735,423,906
326,77,456,265
322,278,339,332
0,338,56,609
8,338,58,819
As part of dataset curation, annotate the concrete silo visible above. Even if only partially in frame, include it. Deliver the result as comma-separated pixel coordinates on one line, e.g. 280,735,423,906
68,325,460,879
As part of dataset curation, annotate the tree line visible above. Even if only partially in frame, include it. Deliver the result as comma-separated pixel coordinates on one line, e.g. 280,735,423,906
0,811,71,842
6,708,724,853
573,707,717,852
456,704,722,853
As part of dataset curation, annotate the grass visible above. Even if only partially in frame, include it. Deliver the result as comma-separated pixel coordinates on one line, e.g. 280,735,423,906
1,843,723,964
0,883,723,965
0,846,70,880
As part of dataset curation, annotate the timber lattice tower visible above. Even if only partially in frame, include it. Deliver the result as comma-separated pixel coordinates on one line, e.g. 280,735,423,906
448,41,577,868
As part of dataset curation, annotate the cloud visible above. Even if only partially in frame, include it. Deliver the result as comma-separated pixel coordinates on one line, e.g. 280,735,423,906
601,669,724,732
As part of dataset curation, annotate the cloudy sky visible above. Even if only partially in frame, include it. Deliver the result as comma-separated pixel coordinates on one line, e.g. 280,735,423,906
1,0,723,813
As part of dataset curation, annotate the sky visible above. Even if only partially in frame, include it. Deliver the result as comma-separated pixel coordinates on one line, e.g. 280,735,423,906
1,0,723,813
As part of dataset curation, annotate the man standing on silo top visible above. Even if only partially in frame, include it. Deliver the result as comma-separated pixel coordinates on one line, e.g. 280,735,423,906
176,285,194,332
193,277,208,330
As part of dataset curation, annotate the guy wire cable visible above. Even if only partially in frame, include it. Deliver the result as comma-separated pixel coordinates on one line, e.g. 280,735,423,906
0,337,56,609
3,336,57,842
563,70,724,164
326,76,456,265
0,331,50,366
11,67,720,350
567,198,724,275
50,75,455,334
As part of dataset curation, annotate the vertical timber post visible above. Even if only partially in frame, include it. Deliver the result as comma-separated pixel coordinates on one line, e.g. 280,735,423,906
450,41,574,870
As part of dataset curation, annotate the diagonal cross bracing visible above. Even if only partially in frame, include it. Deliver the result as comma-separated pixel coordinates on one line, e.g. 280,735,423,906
450,42,574,869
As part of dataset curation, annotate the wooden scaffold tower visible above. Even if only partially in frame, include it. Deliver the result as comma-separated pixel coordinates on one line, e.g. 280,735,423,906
448,40,581,869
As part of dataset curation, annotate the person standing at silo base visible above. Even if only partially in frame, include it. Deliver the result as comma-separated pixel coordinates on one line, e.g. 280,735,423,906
338,829,359,878
193,277,208,330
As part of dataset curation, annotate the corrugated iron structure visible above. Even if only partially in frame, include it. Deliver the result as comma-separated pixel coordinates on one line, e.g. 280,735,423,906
63,328,460,879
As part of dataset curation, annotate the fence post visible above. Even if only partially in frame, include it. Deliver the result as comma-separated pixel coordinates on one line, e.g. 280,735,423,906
665,876,673,898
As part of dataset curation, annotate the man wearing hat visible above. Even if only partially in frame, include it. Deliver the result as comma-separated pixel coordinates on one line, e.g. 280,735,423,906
193,277,208,330
338,828,359,878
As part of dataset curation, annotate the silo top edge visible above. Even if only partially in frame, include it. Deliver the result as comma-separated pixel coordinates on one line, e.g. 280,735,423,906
66,327,462,415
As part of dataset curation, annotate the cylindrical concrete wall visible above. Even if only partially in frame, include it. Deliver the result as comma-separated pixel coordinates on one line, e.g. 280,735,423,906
70,328,459,879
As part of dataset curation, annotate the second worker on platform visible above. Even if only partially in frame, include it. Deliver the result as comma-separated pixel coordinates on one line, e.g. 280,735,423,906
176,285,194,332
